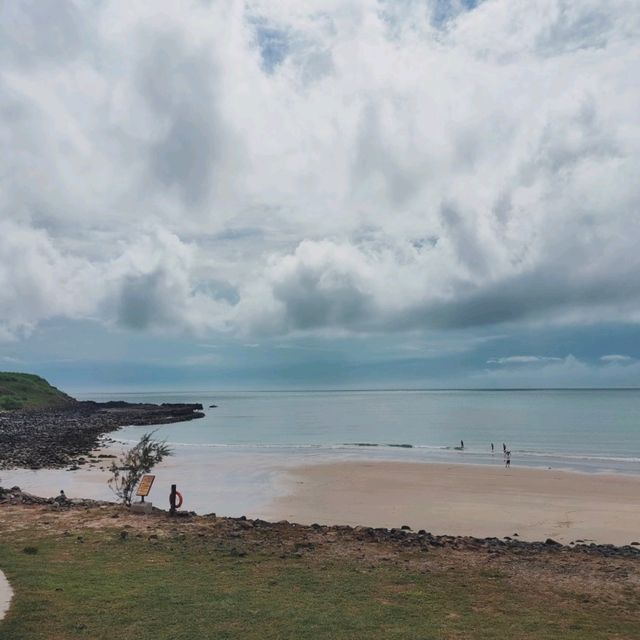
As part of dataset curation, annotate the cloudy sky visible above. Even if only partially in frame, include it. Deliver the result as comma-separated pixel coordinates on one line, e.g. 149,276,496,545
1,0,639,390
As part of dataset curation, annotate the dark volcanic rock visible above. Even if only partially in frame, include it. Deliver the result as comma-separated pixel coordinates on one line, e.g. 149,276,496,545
0,401,204,470
0,485,108,507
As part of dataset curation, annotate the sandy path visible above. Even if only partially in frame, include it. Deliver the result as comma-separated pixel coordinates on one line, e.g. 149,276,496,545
0,569,12,622
264,461,640,546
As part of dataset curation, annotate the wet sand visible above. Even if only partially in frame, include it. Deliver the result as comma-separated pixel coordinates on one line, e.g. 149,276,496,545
0,441,294,518
263,461,640,546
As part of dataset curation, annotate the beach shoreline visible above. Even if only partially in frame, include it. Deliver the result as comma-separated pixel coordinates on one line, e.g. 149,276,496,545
3,441,640,546
262,459,640,546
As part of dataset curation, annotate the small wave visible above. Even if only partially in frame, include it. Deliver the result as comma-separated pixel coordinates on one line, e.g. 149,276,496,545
109,437,640,464
343,442,414,449
130,441,328,450
152,441,420,451
508,450,640,464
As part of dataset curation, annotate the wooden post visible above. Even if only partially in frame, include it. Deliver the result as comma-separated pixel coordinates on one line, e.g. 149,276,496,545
170,484,177,516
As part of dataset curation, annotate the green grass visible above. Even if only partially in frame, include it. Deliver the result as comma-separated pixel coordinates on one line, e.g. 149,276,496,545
1,529,638,639
0,372,75,410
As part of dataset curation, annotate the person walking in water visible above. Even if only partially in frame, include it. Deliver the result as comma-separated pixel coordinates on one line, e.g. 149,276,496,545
502,442,506,456
491,442,494,454
505,450,511,469
460,440,464,450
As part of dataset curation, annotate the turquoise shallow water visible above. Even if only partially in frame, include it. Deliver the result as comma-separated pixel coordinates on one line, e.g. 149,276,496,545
79,389,640,475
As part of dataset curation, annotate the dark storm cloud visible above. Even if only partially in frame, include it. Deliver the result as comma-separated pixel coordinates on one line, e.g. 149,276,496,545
272,275,372,331
116,270,178,330
413,268,640,331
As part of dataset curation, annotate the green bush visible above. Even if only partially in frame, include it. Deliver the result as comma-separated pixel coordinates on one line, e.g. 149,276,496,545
0,398,23,410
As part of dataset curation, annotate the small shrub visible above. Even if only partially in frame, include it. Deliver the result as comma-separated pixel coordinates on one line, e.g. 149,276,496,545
108,431,171,506
23,546,38,555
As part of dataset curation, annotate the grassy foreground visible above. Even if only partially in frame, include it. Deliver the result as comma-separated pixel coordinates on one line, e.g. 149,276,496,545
1,507,639,639
0,372,75,410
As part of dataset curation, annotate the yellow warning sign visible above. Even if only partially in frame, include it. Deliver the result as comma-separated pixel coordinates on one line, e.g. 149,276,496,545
136,474,155,497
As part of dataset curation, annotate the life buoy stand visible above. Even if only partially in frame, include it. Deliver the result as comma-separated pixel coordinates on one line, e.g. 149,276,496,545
173,490,183,509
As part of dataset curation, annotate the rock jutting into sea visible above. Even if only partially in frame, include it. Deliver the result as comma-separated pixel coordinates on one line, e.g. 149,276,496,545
0,401,204,470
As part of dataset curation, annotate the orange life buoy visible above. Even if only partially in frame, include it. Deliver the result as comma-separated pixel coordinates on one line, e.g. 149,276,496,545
172,490,183,509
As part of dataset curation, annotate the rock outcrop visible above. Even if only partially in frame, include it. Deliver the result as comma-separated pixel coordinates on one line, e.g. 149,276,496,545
0,402,204,469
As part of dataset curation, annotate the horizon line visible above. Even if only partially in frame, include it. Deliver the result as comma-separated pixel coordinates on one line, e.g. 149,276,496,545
72,386,640,395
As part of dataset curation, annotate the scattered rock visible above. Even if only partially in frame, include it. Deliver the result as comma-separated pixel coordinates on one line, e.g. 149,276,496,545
3,485,639,562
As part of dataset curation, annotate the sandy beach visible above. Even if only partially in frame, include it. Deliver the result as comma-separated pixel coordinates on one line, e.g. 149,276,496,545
264,461,640,546
4,439,640,546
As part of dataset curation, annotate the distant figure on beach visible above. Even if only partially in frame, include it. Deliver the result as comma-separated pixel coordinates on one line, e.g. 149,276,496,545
502,443,506,455
491,443,494,453
460,440,464,449
505,451,511,469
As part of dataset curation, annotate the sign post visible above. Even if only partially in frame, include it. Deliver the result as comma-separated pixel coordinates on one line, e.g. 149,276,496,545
170,484,177,516
136,475,156,503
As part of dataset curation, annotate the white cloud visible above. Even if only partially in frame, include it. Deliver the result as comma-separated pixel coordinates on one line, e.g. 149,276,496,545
477,354,640,387
600,354,633,363
0,220,100,336
181,353,221,366
487,355,564,365
1,1,639,339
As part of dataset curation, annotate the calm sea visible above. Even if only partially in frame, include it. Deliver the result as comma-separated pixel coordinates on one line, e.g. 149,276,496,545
80,389,640,475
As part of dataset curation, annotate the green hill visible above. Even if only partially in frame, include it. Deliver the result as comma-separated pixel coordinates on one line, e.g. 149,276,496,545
0,372,76,410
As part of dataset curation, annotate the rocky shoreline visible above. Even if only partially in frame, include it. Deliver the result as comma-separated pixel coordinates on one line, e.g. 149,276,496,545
2,485,639,561
0,401,204,470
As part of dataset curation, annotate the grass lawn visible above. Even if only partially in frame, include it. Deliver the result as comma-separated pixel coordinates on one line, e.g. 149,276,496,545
1,523,639,640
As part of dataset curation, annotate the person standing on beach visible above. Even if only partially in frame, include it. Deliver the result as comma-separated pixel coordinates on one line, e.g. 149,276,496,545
505,451,511,469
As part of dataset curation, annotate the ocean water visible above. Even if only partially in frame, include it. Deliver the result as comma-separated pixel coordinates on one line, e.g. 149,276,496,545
5,388,640,516
81,389,640,475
